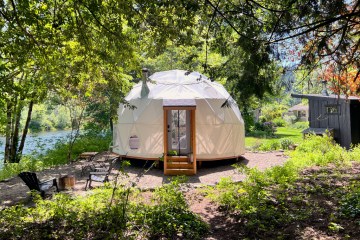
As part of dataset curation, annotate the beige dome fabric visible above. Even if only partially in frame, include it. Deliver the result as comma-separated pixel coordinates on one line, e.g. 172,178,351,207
113,70,245,160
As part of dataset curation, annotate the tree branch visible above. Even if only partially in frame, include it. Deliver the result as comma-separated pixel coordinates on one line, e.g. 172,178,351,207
268,11,360,44
81,3,119,37
205,0,259,42
9,0,42,49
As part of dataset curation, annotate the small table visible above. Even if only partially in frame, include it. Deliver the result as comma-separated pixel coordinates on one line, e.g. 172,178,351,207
59,175,76,190
78,152,98,160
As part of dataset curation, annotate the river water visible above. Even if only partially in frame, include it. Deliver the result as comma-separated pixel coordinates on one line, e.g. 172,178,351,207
0,130,71,170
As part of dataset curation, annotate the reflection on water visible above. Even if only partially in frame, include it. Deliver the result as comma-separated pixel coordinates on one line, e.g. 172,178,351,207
0,130,71,170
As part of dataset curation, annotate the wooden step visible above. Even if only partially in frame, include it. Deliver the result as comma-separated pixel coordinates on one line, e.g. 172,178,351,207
167,163,194,169
167,156,190,162
164,169,196,176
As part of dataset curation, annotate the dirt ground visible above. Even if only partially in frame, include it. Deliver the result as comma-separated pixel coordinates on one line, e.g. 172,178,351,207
191,162,360,240
0,151,287,210
2,152,359,239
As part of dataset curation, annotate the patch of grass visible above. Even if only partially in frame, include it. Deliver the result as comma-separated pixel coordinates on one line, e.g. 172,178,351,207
245,126,303,151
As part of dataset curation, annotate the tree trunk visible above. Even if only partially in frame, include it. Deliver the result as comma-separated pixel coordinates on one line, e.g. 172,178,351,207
66,103,85,162
18,100,34,158
4,102,12,163
109,116,113,134
10,99,23,163
8,97,18,163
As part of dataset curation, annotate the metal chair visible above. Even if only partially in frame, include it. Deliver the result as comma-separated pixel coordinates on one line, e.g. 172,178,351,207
80,151,109,177
84,157,118,190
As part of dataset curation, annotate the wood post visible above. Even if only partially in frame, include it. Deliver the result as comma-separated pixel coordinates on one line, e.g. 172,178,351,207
191,109,196,174
163,109,168,174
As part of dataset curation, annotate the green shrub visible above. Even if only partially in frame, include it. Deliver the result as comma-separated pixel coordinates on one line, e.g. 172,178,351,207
207,177,242,210
291,121,309,129
253,121,265,131
260,103,288,122
207,135,359,236
210,135,355,213
0,187,130,239
139,177,208,239
280,138,294,150
257,140,280,151
243,110,255,133
247,130,270,138
40,131,111,165
283,115,297,125
253,121,277,136
0,156,44,181
0,179,208,239
350,144,360,161
28,119,42,132
289,135,350,168
340,184,360,218
273,117,287,127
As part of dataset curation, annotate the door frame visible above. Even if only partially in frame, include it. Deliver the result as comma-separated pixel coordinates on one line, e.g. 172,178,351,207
167,109,191,155
163,105,196,174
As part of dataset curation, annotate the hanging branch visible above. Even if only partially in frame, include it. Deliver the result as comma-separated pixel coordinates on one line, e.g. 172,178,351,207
204,0,221,73
205,0,258,41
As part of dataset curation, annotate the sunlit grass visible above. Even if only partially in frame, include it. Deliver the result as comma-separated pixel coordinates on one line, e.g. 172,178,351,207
245,126,303,150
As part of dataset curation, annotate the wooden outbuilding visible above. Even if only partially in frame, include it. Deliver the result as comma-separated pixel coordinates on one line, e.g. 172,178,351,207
292,93,360,148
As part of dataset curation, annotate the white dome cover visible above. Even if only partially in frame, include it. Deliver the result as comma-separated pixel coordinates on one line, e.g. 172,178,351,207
113,70,245,160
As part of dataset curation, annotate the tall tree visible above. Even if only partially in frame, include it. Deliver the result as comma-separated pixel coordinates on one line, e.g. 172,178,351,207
0,0,201,163
202,0,359,96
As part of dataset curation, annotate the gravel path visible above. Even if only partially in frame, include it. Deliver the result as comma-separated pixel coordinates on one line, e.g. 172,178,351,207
0,151,288,209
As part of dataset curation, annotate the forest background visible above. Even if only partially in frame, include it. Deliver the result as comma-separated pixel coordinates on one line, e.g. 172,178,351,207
0,0,359,165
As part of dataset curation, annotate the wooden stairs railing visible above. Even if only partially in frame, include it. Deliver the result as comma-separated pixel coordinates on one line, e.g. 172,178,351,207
164,156,196,175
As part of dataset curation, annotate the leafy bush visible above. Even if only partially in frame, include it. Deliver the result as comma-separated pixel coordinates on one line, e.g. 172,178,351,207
257,140,280,151
340,184,360,218
260,103,288,122
26,104,71,132
138,177,208,239
289,135,350,168
242,110,255,133
0,156,44,181
291,121,309,129
40,131,112,166
0,187,130,239
283,114,297,125
0,179,208,239
252,121,277,136
207,136,360,237
263,122,277,135
253,121,265,131
350,144,360,161
209,135,356,218
272,117,287,127
280,138,294,150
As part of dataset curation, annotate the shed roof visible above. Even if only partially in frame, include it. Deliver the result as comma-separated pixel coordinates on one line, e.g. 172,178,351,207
291,93,359,101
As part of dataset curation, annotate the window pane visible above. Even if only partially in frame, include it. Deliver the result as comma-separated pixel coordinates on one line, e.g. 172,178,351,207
170,110,187,150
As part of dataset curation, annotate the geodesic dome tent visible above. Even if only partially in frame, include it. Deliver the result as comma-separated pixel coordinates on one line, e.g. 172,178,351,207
113,70,245,168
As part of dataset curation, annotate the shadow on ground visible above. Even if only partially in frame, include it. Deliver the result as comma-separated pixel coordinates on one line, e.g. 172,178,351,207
0,151,287,209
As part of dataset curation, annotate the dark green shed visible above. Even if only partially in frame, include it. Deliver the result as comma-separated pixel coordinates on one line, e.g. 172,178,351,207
292,94,360,149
